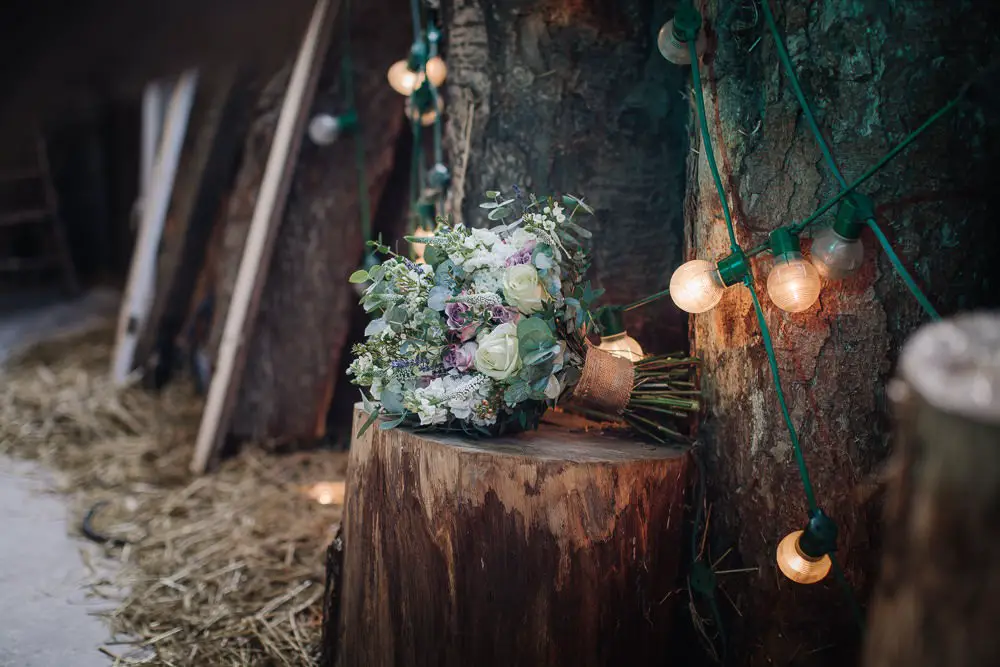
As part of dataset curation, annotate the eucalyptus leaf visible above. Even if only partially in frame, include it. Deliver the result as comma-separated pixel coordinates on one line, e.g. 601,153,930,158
485,190,500,198
424,246,445,267
504,381,530,406
380,391,405,414
488,206,510,221
480,202,500,209
348,269,369,284
357,408,381,437
379,412,408,430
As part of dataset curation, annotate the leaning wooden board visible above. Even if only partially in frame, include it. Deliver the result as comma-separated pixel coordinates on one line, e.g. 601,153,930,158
328,406,691,667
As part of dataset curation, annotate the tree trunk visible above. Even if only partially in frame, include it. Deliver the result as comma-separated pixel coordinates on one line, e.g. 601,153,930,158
863,313,1000,667
331,407,690,667
207,0,412,441
441,0,690,351
690,1,1000,664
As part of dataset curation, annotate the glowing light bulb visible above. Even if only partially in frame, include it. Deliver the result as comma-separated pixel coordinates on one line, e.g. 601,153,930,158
308,114,342,146
767,252,821,312
411,226,434,264
598,332,644,362
670,259,725,313
387,56,447,96
306,481,345,506
811,227,864,279
776,530,832,584
405,94,444,127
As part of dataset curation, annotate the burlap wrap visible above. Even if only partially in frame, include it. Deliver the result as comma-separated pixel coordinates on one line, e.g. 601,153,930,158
568,344,634,416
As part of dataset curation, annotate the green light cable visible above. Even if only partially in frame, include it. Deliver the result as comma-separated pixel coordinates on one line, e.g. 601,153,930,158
427,22,444,168
408,0,421,43
761,0,848,189
342,0,371,242
763,0,941,320
409,117,422,233
686,29,864,620
830,553,866,631
738,93,962,258
865,217,941,320
689,40,740,252
745,277,819,512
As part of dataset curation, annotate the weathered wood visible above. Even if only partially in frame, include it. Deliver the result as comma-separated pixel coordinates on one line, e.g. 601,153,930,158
134,72,249,379
332,407,690,667
111,70,197,385
863,312,1000,667
191,0,339,473
687,2,1000,663
441,0,690,351
229,0,411,440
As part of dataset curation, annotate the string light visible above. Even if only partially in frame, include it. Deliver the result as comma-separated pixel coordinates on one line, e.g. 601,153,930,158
776,510,837,584
387,39,448,96
766,228,821,313
307,110,358,146
596,307,644,362
656,3,707,65
811,197,866,279
406,82,443,127
669,251,748,314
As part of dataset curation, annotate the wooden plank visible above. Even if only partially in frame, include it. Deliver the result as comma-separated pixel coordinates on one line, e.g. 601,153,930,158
134,72,250,374
190,0,339,474
110,70,198,386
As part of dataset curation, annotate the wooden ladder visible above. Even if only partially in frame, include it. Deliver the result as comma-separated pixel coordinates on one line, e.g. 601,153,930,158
0,133,79,294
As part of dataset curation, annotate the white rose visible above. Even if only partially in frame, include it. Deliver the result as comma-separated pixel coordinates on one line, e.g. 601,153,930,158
474,322,522,380
503,264,546,314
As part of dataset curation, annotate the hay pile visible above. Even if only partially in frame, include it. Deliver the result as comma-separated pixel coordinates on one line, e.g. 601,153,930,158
0,328,348,666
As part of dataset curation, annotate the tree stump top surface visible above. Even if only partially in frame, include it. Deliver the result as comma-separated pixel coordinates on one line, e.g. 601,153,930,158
899,312,1000,424
354,405,688,464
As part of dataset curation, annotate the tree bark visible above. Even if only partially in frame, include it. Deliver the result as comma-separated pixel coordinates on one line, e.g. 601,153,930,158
441,0,691,351
863,313,1000,667
331,407,690,667
689,1,1000,664
207,0,412,441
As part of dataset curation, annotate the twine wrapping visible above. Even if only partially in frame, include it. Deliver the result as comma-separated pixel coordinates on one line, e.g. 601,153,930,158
569,344,635,417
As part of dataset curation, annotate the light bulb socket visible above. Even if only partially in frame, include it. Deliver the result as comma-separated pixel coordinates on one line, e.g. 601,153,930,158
337,109,359,132
416,200,437,223
427,163,451,189
833,198,863,240
411,81,436,112
597,306,626,337
427,23,441,47
798,509,838,559
672,2,703,43
406,41,429,72
717,250,749,287
769,227,802,260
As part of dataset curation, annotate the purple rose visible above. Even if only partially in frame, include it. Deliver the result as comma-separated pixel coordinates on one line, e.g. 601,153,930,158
505,243,536,267
445,301,470,330
490,305,519,324
443,341,478,372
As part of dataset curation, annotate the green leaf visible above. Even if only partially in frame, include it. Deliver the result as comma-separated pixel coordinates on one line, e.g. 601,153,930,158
485,190,500,198
564,220,592,238
522,343,560,366
517,317,555,358
356,407,381,437
480,202,500,209
488,206,510,221
424,246,445,267
349,269,369,284
517,411,528,429
504,381,530,406
379,412,408,430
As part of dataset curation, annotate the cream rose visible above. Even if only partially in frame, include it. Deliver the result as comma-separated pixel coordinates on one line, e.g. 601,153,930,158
474,322,522,380
503,264,546,314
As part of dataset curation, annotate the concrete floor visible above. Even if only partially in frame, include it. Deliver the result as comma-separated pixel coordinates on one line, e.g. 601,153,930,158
0,458,111,667
0,289,121,666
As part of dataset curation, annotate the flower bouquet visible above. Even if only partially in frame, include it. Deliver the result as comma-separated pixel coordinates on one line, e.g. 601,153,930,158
347,189,699,442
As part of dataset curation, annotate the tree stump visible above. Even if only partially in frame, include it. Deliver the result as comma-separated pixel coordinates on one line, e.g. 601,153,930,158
863,312,1000,667
329,407,690,667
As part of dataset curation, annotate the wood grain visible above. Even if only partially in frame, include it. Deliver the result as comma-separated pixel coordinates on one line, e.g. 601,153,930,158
331,407,691,667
